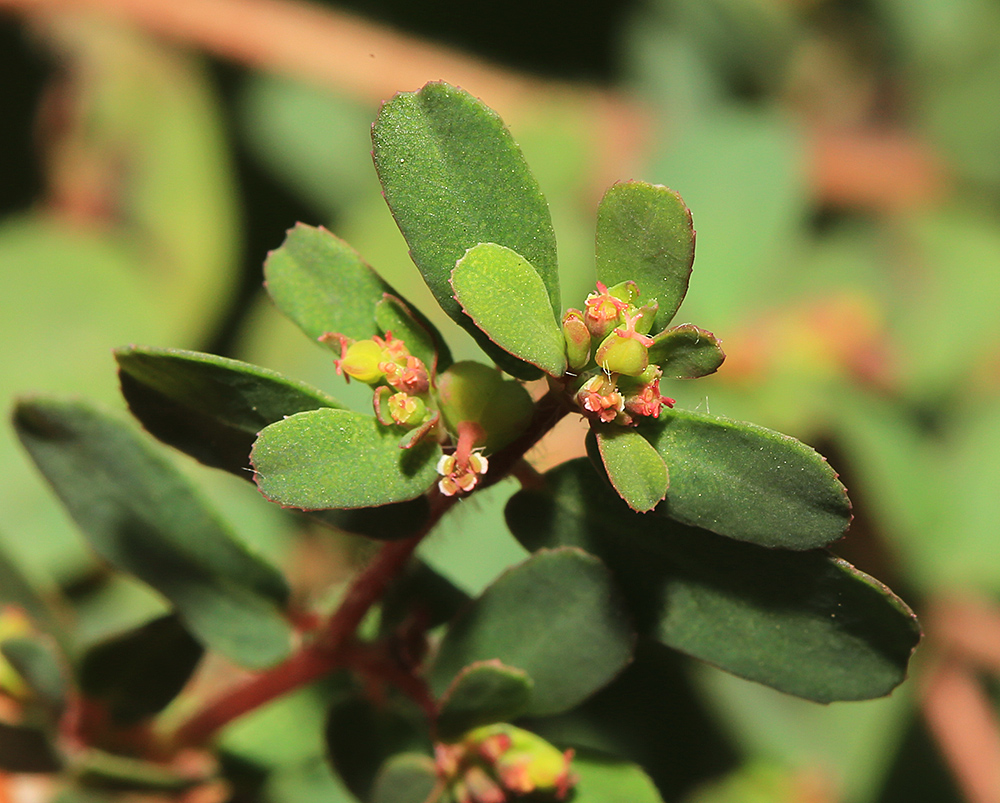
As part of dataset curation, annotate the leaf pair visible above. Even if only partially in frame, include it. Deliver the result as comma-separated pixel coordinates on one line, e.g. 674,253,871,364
505,459,919,703
590,408,852,554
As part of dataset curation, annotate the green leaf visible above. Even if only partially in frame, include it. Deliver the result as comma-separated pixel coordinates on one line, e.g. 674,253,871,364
78,614,203,725
264,223,394,344
648,324,726,379
374,294,452,374
379,560,470,637
116,346,342,477
595,181,695,332
1,637,68,719
591,427,669,513
372,81,558,380
0,539,69,648
309,497,432,541
571,750,665,803
251,409,440,509
451,243,566,377
525,641,736,799
370,753,439,803
642,409,851,549
437,660,534,740
505,460,920,702
325,692,431,802
427,548,633,717
13,398,293,669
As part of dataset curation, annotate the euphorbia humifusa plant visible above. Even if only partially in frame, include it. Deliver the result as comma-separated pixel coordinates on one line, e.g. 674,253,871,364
9,82,919,803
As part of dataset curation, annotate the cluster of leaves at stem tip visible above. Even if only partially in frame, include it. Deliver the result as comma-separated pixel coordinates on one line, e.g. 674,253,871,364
8,81,920,803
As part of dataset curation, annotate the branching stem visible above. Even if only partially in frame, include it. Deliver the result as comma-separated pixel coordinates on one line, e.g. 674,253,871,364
170,388,570,750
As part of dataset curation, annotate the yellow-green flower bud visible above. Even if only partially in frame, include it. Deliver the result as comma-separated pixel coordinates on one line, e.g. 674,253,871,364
336,339,384,383
596,331,649,376
388,393,427,427
562,309,591,371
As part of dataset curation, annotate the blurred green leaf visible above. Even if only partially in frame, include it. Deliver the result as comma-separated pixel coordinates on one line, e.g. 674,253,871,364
1,636,68,718
596,181,695,332
372,82,558,380
325,692,431,802
650,324,726,379
0,536,69,646
251,409,440,509
264,223,395,345
647,108,807,327
641,408,851,549
591,427,669,513
264,757,357,803
694,662,912,803
417,477,530,596
427,548,634,717
505,460,920,702
451,243,566,377
370,753,438,803
13,398,293,669
78,614,202,725
239,73,375,215
437,660,534,740
525,640,737,800
570,749,665,803
116,346,342,477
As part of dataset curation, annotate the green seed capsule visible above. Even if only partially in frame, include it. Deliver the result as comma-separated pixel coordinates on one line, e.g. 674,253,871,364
595,332,649,376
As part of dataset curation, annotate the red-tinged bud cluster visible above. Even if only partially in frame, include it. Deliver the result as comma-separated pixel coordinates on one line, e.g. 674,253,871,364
327,331,436,438
434,724,577,803
577,374,625,423
583,280,632,340
566,281,674,426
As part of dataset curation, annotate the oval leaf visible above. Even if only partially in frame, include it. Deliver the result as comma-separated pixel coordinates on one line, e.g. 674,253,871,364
451,243,566,377
370,753,439,803
79,614,203,725
505,460,920,702
1,637,67,719
648,324,725,379
264,223,439,346
595,181,695,332
13,398,293,669
571,750,665,803
326,692,431,802
592,427,669,513
251,409,440,510
372,82,558,380
437,660,533,740
116,346,342,476
641,409,851,549
427,548,633,717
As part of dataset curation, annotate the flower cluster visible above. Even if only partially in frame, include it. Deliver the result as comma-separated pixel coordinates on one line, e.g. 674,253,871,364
434,724,576,803
326,332,436,432
564,281,674,426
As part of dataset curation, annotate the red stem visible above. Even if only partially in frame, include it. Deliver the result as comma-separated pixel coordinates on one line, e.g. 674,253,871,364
171,389,570,750
173,495,450,748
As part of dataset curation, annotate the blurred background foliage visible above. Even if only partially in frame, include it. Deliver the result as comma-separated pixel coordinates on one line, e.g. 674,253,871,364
1,0,999,800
